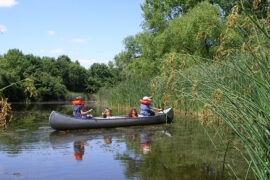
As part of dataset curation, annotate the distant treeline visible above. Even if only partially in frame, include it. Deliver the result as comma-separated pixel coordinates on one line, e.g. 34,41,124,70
0,49,121,101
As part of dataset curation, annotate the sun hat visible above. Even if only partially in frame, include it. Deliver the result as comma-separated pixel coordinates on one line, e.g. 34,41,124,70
76,96,82,100
143,96,151,101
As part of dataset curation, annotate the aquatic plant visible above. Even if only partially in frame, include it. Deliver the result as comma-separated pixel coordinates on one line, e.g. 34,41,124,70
0,78,37,131
151,3,270,178
0,97,12,132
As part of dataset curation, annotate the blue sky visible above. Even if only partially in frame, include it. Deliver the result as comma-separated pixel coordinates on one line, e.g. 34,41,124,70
0,0,144,68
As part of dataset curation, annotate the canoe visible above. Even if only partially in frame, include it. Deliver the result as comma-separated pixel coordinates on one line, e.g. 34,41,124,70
49,108,174,130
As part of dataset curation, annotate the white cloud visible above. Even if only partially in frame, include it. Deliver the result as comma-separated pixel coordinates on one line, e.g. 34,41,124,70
77,59,109,68
0,25,7,33
39,49,45,53
70,38,87,43
50,48,64,54
47,30,55,36
0,0,18,7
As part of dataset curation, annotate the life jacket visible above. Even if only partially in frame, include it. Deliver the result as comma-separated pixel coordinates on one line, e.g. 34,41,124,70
72,100,85,111
74,152,84,160
140,142,152,153
102,111,113,118
128,113,138,118
140,99,151,105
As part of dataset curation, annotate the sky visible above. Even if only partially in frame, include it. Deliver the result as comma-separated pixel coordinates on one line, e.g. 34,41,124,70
0,0,144,68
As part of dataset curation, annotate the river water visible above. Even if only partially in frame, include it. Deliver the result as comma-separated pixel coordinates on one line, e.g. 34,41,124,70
0,103,248,180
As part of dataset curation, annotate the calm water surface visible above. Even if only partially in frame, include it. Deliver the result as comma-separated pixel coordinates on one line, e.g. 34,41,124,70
0,103,246,180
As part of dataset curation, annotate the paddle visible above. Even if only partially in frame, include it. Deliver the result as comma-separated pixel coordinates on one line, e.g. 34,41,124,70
151,97,168,123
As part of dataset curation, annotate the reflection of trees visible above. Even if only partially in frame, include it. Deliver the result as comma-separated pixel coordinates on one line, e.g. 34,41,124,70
0,129,49,155
0,104,59,155
115,134,144,179
114,120,245,179
115,153,144,179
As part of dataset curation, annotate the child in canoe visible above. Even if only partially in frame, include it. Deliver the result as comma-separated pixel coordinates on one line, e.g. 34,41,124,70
102,108,113,118
128,108,138,118
73,96,93,119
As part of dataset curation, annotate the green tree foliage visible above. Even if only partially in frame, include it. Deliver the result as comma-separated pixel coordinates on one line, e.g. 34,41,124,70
31,72,67,101
141,0,268,34
66,63,88,92
141,0,237,33
41,57,60,77
114,2,223,78
158,2,222,58
86,63,122,94
0,49,121,101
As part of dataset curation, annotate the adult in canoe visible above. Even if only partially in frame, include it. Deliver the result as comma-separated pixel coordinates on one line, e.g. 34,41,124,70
73,96,93,119
140,96,162,116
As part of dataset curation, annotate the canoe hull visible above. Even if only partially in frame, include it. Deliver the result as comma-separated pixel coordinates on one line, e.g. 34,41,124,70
49,108,174,130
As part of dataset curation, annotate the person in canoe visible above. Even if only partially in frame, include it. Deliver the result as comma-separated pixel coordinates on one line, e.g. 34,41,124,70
73,96,93,119
140,96,162,116
102,108,113,118
128,108,138,118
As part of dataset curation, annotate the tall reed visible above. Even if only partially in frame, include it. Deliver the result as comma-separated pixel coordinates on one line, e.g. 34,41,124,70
151,15,270,180
96,78,152,108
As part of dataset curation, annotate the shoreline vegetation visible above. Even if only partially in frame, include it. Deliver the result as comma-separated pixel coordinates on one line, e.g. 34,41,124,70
95,1,270,179
0,0,269,179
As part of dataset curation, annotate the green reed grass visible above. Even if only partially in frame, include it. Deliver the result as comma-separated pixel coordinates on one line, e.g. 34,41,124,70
151,25,270,179
96,2,269,178
96,78,152,108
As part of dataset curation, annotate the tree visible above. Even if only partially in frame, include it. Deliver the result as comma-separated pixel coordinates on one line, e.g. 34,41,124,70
141,0,268,34
66,63,88,92
89,63,112,83
159,1,223,58
32,72,67,101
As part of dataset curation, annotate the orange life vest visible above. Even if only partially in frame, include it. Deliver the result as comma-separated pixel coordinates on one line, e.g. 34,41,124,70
72,100,85,111
128,113,138,118
140,142,152,152
74,152,84,160
140,99,151,105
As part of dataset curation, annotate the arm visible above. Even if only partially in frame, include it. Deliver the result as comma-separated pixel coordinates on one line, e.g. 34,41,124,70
80,109,92,115
153,108,163,111
149,105,162,112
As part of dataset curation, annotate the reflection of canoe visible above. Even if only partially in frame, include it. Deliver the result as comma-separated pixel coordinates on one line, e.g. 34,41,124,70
49,125,168,147
49,108,174,130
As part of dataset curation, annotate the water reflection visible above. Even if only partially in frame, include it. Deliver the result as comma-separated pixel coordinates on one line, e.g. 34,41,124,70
103,136,112,144
140,133,153,154
73,141,85,161
0,104,250,179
